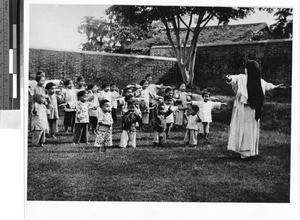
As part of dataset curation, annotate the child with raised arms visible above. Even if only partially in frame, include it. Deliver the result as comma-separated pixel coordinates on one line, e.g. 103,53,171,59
200,92,227,139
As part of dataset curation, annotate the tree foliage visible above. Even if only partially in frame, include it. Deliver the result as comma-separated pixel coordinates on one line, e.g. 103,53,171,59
106,6,254,86
77,16,152,53
270,8,293,39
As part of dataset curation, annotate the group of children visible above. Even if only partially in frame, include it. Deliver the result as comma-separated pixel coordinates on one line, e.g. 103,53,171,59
30,72,227,151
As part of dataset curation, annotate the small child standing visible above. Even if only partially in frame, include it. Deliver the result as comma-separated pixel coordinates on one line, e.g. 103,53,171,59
136,79,160,126
200,92,227,139
184,105,202,147
66,91,97,145
153,102,173,146
87,84,100,134
110,83,120,123
31,94,49,147
62,79,77,133
119,101,142,148
45,82,63,139
164,95,178,139
94,99,114,152
174,83,190,126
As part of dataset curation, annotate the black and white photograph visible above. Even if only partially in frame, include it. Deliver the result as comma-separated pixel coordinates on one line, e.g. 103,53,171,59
20,0,299,219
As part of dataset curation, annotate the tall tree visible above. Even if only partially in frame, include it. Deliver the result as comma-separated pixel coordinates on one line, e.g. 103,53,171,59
106,6,254,87
78,16,151,53
270,8,293,39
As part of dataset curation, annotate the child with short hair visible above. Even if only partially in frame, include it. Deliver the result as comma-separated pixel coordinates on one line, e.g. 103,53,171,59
200,92,227,139
164,95,178,139
62,79,77,133
87,84,100,134
164,87,174,97
98,83,111,103
174,83,190,126
119,88,133,114
33,75,46,98
45,82,63,139
31,94,49,147
110,83,120,122
94,99,114,152
184,105,202,147
76,76,86,91
153,102,173,146
65,90,97,145
135,79,161,126
119,101,142,148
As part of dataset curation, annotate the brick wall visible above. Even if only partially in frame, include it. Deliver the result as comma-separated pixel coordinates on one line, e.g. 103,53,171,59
29,48,177,88
30,38,292,93
151,39,292,92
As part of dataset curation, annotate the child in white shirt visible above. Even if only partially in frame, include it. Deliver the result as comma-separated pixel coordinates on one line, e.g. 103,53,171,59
200,92,227,139
31,94,49,147
184,105,202,147
110,83,120,122
65,91,98,145
98,83,121,123
62,79,77,133
45,82,64,139
164,95,178,139
87,84,100,134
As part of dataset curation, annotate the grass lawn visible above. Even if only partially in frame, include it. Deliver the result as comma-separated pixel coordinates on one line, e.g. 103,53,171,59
27,120,290,202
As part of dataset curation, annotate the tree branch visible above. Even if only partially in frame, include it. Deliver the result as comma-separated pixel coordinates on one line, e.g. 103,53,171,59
178,15,195,33
199,12,214,33
183,13,193,62
161,17,179,61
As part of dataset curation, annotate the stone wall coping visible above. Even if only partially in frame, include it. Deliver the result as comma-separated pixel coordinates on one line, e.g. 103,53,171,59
151,38,293,49
29,47,178,62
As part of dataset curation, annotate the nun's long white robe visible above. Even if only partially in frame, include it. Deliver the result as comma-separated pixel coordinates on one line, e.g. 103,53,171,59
227,74,275,157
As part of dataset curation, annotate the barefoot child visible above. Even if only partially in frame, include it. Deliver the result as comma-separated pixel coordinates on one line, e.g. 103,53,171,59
94,99,114,152
119,101,142,148
31,94,49,147
184,105,202,147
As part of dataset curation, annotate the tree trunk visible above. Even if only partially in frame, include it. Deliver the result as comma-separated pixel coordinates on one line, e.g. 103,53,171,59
179,65,189,84
187,47,197,87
